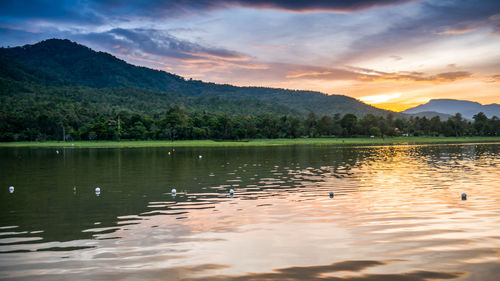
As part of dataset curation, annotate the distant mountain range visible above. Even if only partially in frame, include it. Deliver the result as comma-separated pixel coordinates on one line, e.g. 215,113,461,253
404,111,453,120
0,38,393,117
403,99,500,120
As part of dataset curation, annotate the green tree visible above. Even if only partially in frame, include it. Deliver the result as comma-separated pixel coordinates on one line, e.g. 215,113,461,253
318,115,334,136
341,114,357,136
473,112,488,136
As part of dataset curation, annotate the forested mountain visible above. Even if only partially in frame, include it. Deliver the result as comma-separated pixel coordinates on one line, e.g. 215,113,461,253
0,38,391,116
407,111,452,120
2,39,499,141
404,99,500,119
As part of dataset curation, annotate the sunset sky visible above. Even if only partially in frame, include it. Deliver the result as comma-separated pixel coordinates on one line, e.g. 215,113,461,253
1,0,499,111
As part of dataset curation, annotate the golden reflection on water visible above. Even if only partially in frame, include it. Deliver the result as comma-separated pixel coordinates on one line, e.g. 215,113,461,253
0,144,499,280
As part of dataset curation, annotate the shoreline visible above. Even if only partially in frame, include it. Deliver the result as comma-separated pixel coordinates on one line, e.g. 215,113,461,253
1,137,500,148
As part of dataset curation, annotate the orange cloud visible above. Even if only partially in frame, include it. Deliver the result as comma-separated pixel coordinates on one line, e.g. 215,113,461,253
287,65,473,84
286,71,333,79
358,70,473,83
436,27,478,35
483,74,500,83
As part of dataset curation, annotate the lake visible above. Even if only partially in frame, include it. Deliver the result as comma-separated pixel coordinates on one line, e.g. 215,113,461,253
1,144,499,281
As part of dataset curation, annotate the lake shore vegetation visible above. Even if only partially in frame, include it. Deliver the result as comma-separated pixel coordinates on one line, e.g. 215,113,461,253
1,137,500,148
1,102,498,142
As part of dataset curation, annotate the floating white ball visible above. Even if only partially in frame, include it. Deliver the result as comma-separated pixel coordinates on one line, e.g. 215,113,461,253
9,186,14,193
95,187,101,193
229,189,234,194
198,155,202,159
171,188,177,194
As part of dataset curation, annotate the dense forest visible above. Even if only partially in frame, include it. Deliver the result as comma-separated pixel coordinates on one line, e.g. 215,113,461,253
0,39,392,116
1,39,499,141
1,98,498,141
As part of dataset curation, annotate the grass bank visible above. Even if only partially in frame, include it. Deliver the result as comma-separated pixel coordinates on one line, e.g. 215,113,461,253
1,137,500,148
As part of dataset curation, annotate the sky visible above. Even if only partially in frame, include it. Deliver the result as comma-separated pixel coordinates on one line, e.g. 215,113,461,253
1,0,499,111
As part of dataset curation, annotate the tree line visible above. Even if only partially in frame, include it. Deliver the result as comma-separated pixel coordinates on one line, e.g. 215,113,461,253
1,105,499,141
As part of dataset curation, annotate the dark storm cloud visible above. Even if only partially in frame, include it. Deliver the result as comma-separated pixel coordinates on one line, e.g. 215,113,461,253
1,1,498,29
203,0,420,13
0,0,419,23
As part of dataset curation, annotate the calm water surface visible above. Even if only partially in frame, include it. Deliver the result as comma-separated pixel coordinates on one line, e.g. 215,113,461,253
0,144,499,280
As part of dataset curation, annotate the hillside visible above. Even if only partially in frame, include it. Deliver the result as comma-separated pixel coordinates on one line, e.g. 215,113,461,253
0,38,393,117
2,40,499,141
406,111,452,120
404,99,500,119
0,78,300,117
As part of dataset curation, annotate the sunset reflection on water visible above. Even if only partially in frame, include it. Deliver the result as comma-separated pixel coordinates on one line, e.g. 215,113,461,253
0,144,499,280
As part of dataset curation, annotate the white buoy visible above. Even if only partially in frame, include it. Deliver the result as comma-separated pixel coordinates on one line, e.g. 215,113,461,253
171,188,177,194
71,144,75,146
229,189,234,194
9,186,14,193
95,187,101,196
56,150,59,154
199,155,202,159
329,191,334,198
461,193,467,200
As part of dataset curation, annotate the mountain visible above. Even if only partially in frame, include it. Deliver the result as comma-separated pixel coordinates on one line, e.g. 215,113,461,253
406,111,453,120
0,39,186,91
403,99,500,120
0,38,394,117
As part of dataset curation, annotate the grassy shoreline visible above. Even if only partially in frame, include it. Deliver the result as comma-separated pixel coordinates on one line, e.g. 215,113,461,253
1,137,500,148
